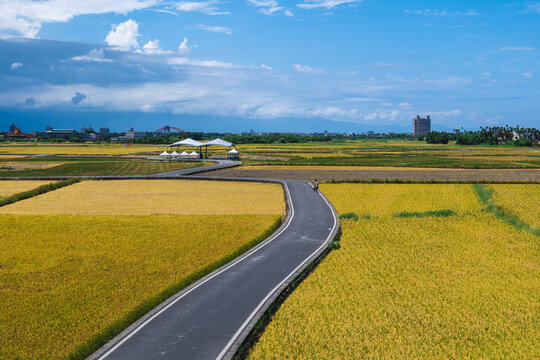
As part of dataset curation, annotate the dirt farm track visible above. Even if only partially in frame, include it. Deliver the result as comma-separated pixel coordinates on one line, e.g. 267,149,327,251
203,167,540,182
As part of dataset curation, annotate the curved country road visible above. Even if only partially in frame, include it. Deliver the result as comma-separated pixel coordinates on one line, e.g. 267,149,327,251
87,160,339,360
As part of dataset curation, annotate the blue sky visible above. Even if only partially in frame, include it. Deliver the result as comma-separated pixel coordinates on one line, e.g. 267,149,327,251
0,0,539,132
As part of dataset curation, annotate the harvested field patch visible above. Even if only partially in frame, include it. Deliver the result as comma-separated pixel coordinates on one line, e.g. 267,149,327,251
0,162,61,171
205,168,540,182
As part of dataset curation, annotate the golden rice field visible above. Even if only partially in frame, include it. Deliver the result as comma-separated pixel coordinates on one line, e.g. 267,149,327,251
0,144,164,155
491,184,540,229
249,184,539,360
0,180,284,360
0,180,55,198
0,180,285,215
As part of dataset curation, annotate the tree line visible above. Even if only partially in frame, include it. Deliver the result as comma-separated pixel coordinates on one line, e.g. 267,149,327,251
423,126,539,146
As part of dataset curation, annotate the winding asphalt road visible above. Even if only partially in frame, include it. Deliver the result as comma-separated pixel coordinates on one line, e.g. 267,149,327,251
88,161,339,360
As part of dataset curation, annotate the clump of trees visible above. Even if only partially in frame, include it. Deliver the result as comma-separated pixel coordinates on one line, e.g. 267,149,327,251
224,133,332,144
423,126,538,146
454,126,538,146
425,131,449,144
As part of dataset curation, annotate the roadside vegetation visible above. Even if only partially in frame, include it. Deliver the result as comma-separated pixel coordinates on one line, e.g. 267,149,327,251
0,180,285,360
248,184,539,359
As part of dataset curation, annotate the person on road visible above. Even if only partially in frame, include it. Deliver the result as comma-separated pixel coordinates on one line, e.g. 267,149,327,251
313,179,319,191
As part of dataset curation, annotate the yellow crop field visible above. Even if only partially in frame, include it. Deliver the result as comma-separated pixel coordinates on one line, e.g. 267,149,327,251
249,184,539,359
0,180,56,198
491,184,539,228
0,144,165,155
0,180,285,215
0,179,285,359
0,214,281,360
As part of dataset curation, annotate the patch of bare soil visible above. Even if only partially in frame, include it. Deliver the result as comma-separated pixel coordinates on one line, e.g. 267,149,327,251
0,162,61,171
201,168,540,182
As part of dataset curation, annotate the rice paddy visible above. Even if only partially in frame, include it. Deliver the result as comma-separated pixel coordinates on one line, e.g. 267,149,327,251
0,180,56,198
0,180,285,215
491,184,539,229
248,184,539,360
0,180,284,360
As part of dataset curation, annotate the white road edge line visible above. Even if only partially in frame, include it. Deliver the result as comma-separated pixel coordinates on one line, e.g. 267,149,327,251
215,187,338,360
97,181,294,360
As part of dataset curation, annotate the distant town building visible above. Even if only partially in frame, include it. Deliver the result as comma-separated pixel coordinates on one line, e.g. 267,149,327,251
413,115,431,135
7,124,31,138
99,127,110,134
81,125,94,133
125,128,147,140
367,131,375,136
46,128,78,139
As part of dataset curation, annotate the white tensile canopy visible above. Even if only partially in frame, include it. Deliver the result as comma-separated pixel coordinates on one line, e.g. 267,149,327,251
169,138,204,147
180,151,189,156
160,151,170,156
202,138,234,148
228,148,238,154
170,151,179,156
189,151,199,156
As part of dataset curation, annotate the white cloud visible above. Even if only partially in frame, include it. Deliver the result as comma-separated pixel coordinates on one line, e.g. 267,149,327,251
284,9,294,16
167,57,234,68
197,24,232,34
499,46,535,51
525,3,540,13
137,39,173,54
404,9,479,16
176,1,228,15
297,0,362,10
178,37,190,53
398,102,411,109
0,0,157,38
247,0,284,15
292,64,323,74
10,62,23,69
523,71,533,79
105,19,140,50
71,48,112,62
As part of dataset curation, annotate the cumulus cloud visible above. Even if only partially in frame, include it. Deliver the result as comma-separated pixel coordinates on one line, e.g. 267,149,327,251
176,1,228,15
0,0,157,38
71,48,112,62
10,62,23,69
197,24,232,34
137,39,173,54
178,37,190,53
523,71,533,79
297,0,363,10
71,92,87,105
105,19,140,50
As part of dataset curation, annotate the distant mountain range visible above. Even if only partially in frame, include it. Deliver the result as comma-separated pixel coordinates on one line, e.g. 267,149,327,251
1,108,454,134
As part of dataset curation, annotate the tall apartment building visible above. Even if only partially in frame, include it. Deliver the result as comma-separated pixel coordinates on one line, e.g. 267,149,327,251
413,115,431,135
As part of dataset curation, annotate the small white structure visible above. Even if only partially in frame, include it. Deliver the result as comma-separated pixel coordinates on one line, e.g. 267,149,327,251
189,151,199,158
170,151,179,156
228,148,239,159
160,151,170,156
180,151,189,158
